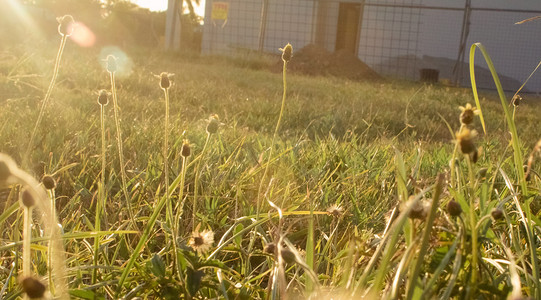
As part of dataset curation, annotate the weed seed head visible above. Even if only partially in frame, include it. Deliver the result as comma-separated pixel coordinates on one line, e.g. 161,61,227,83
458,103,479,125
157,72,173,90
20,276,46,299
456,128,477,155
97,89,109,106
280,43,293,63
206,114,220,135
326,204,344,218
57,15,75,37
446,200,462,217
264,243,276,254
105,55,118,73
280,248,296,264
181,140,191,158
21,189,36,208
189,229,214,254
512,94,522,107
408,199,428,220
491,208,504,220
42,175,56,190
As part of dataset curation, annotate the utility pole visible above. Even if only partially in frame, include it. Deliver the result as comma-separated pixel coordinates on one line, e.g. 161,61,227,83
165,0,182,50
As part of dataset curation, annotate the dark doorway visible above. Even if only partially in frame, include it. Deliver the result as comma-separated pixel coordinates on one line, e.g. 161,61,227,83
335,3,362,55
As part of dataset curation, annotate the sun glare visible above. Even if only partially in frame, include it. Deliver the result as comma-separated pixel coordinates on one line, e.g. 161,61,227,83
6,0,43,37
131,0,206,16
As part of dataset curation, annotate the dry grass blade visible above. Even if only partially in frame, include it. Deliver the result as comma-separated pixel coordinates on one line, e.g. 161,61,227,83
515,15,541,24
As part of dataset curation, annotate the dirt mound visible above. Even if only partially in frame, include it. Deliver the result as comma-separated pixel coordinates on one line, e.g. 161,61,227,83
275,44,381,81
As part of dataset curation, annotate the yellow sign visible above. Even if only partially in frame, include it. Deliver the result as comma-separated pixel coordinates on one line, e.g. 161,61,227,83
211,2,229,20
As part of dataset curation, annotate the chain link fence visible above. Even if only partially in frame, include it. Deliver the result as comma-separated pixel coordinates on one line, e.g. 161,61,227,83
202,0,541,93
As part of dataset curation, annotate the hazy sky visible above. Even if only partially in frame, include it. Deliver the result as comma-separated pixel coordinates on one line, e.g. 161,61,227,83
131,0,206,16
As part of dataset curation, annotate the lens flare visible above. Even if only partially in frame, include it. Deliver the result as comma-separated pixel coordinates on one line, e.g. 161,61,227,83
99,46,133,78
69,22,96,47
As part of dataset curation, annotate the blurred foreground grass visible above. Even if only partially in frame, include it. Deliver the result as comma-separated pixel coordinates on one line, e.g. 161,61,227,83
2,42,541,298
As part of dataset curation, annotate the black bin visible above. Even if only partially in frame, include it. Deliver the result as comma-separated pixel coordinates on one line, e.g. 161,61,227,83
419,68,439,83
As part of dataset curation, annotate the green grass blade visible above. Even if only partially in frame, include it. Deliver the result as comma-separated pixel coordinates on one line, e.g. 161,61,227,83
0,202,18,225
395,150,412,245
405,174,444,299
305,194,315,294
469,43,526,192
116,174,183,296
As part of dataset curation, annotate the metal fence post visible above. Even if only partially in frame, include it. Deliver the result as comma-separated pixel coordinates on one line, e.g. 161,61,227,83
453,0,471,86
258,0,269,53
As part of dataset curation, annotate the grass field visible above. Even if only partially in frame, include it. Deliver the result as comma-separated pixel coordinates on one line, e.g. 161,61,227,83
2,31,541,299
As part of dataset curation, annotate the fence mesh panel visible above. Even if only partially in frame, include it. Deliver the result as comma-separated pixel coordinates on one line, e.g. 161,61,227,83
202,0,541,93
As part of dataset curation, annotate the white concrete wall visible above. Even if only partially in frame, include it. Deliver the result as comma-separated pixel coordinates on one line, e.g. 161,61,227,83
202,0,262,54
263,0,316,53
202,0,315,55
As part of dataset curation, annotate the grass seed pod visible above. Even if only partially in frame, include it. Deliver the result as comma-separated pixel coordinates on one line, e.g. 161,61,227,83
491,208,504,220
206,114,220,135
21,188,36,208
512,94,522,107
57,15,75,37
408,201,427,220
105,55,118,73
458,103,479,126
181,140,191,158
42,175,56,190
456,128,477,155
280,43,293,63
21,276,46,299
446,200,462,217
280,248,296,264
264,243,276,254
97,89,109,106
159,72,173,89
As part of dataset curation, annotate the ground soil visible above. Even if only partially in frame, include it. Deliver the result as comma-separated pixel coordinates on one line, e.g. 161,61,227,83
273,44,382,81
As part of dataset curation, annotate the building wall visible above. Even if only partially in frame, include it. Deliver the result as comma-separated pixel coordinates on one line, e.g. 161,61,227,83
202,0,315,55
357,0,423,78
202,0,261,54
202,0,541,91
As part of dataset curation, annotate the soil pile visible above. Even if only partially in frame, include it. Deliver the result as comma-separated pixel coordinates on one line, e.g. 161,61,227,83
275,44,382,81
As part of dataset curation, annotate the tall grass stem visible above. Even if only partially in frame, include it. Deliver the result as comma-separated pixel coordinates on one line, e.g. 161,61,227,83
22,206,32,278
192,132,211,231
466,156,478,292
92,103,107,285
109,71,135,227
256,59,288,219
47,188,56,295
163,88,171,229
172,155,189,279
116,163,187,295
25,36,68,168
